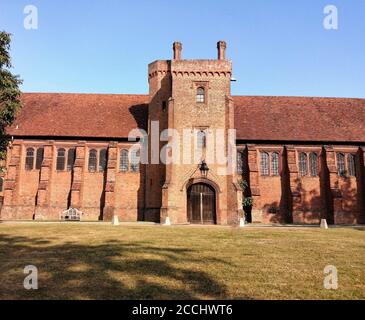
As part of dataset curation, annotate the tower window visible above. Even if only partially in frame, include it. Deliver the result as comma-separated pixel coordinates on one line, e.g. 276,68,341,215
162,101,167,112
196,87,205,103
88,149,97,172
197,130,206,151
25,148,35,171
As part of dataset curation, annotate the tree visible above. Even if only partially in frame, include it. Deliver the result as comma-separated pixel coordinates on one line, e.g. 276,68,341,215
238,179,253,221
0,31,22,162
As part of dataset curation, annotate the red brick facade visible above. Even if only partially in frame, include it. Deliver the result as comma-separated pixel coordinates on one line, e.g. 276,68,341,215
1,42,365,225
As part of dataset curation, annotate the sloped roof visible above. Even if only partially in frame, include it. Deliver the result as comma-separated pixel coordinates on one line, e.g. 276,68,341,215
8,93,149,139
7,93,365,143
233,96,365,143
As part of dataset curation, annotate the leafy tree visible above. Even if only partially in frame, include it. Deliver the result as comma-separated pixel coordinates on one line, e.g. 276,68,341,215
0,31,22,162
238,179,253,220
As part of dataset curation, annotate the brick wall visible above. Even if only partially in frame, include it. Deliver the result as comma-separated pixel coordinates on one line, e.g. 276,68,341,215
0,139,145,221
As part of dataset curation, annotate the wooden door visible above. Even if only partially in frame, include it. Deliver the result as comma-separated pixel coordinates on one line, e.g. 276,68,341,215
187,183,216,224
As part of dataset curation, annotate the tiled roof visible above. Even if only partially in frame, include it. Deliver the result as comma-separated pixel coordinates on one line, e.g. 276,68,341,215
8,93,149,139
233,96,365,143
8,93,365,143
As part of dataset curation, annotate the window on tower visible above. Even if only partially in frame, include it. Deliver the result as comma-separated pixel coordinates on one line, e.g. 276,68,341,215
196,87,205,103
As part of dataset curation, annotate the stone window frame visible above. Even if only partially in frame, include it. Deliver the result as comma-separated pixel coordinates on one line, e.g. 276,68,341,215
98,149,108,172
56,148,66,171
193,127,209,160
259,151,270,176
271,152,280,176
24,145,45,172
347,154,356,177
236,149,244,175
35,147,44,170
67,148,76,172
25,147,35,171
54,146,77,172
192,81,210,106
86,145,109,174
119,148,129,173
118,146,140,174
309,152,319,177
335,152,357,178
130,147,140,173
259,150,282,177
298,152,308,177
88,149,98,173
295,149,321,178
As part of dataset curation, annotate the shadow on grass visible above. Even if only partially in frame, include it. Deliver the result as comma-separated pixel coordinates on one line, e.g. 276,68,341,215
0,234,244,300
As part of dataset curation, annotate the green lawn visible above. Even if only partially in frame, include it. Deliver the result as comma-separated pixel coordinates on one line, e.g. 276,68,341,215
0,222,364,300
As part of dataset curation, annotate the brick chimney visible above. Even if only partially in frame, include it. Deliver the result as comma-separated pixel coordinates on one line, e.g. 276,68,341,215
173,42,182,60
217,41,227,60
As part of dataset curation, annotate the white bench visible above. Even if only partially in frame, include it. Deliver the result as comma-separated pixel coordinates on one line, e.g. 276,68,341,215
60,207,83,221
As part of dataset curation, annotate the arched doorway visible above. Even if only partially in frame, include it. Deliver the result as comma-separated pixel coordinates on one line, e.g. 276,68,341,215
187,183,216,224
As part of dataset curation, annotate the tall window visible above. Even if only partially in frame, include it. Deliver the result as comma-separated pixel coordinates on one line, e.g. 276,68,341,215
120,149,129,172
337,153,346,176
25,148,35,171
347,154,356,177
0,177,3,192
67,148,76,171
260,152,269,176
197,130,206,151
35,148,44,170
299,152,308,176
271,152,279,176
237,150,243,175
309,152,318,176
130,148,140,172
99,149,107,172
196,87,205,103
56,148,66,171
88,149,97,172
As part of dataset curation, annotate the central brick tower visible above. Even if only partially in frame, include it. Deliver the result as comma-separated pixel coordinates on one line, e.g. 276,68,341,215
145,42,242,225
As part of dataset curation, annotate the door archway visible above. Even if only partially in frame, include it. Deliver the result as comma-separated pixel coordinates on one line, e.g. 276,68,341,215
187,183,216,224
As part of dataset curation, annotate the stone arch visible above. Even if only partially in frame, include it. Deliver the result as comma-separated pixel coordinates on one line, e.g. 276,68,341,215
185,177,222,194
186,180,218,224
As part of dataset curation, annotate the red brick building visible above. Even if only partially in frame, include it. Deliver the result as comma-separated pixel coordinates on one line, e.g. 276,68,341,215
1,42,365,225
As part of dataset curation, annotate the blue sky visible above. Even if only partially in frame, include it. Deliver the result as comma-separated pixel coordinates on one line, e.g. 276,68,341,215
0,0,364,97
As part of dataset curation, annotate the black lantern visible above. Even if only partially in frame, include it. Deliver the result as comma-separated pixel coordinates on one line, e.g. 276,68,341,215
199,160,209,178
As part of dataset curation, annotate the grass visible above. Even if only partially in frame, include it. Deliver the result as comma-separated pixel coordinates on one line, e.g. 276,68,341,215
0,222,364,300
